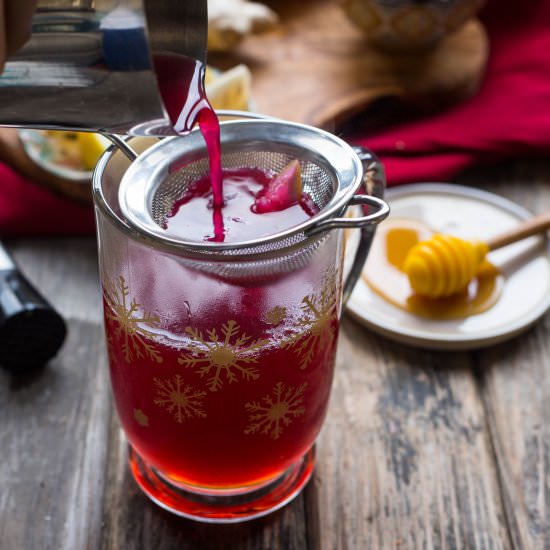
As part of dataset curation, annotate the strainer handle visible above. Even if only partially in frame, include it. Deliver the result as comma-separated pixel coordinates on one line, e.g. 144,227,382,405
305,195,389,235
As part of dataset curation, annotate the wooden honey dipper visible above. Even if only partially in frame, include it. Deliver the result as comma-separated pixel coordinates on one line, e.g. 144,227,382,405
403,211,550,298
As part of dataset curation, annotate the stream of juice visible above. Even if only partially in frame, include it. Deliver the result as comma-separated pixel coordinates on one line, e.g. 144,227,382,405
154,54,223,211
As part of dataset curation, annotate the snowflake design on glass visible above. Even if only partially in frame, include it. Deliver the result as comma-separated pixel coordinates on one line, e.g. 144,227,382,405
133,409,149,427
265,306,286,326
104,276,163,365
153,375,207,423
244,382,307,439
282,270,338,370
178,320,268,392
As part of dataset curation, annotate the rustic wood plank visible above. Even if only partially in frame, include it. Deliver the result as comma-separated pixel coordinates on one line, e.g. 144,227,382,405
476,333,550,550
0,238,110,550
314,318,511,549
459,164,550,550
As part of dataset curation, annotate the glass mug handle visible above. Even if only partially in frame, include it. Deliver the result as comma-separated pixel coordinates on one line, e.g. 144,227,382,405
305,147,390,305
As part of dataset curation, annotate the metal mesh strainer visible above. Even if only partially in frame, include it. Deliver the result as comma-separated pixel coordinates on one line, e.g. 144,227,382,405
151,150,334,231
117,118,388,261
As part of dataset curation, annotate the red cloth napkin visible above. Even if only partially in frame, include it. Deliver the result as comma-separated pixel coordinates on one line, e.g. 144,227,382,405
348,0,550,186
0,163,95,236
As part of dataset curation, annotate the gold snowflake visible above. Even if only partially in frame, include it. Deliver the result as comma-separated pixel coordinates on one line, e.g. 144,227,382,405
244,382,307,439
265,306,286,326
178,320,268,392
104,276,163,365
282,271,339,369
153,375,207,423
134,409,149,427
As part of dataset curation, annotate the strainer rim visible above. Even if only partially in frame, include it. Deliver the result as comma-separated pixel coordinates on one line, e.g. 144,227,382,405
96,119,364,255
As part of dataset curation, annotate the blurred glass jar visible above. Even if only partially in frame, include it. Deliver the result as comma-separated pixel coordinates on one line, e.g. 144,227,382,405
341,0,485,52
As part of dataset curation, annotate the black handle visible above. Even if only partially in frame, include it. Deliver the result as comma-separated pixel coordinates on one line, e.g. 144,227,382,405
0,269,66,372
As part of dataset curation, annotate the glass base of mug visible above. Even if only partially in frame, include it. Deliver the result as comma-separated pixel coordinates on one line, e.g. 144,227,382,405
128,445,316,523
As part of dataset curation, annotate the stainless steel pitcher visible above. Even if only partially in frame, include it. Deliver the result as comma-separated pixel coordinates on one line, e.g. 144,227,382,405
0,0,207,136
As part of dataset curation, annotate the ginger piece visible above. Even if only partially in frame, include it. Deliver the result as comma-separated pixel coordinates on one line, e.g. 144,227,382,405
253,160,303,213
208,0,278,52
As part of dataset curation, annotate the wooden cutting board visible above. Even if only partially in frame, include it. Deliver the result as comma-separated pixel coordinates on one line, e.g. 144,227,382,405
210,0,488,130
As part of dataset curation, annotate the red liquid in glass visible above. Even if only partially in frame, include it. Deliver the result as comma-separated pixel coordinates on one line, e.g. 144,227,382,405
105,296,338,488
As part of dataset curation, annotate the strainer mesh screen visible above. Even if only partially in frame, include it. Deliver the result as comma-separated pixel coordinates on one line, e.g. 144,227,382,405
144,146,339,278
151,150,335,236
116,132,353,279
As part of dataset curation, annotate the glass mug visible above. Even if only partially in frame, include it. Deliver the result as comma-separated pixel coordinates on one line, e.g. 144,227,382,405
92,119,388,522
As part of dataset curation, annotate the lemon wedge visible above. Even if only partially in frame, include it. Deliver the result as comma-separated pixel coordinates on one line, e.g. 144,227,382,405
205,64,252,111
77,133,110,171
44,130,109,172
204,66,218,87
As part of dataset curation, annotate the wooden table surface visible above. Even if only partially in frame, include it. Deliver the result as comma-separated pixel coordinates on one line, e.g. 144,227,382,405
2,3,550,549
2,159,549,550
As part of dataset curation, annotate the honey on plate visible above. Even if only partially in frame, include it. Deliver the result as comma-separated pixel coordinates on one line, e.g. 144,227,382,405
363,218,504,319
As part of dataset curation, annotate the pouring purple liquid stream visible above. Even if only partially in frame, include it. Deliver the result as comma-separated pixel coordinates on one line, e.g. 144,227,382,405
154,54,314,242
154,54,224,213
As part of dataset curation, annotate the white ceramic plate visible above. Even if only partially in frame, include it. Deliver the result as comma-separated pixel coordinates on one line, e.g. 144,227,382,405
346,183,550,350
19,129,110,182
